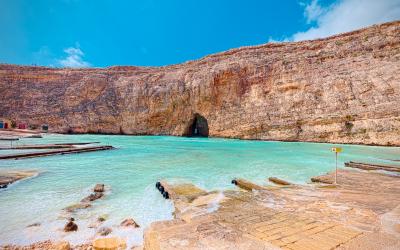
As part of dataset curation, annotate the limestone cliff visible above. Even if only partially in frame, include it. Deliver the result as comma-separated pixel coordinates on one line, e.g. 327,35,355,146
1,21,399,145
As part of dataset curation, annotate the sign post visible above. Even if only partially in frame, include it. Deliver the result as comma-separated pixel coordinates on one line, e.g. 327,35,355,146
331,147,342,184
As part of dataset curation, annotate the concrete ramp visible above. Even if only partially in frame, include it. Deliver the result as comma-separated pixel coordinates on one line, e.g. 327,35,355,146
232,178,269,191
155,180,227,222
268,177,292,186
156,180,207,202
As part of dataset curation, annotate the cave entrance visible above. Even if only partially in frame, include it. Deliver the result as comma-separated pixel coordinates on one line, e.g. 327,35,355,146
187,113,209,137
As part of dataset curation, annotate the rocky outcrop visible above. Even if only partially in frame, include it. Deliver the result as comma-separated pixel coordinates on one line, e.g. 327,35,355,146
1,240,72,250
81,192,103,203
64,184,107,213
0,170,38,188
0,21,399,145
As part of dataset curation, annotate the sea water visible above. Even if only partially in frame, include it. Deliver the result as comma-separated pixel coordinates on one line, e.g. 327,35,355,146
0,134,399,246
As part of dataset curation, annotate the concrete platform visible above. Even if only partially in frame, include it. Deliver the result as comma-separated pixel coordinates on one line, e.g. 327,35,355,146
0,145,114,160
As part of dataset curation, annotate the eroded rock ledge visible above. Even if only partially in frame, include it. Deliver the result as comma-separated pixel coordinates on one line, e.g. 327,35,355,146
0,170,38,189
1,21,399,145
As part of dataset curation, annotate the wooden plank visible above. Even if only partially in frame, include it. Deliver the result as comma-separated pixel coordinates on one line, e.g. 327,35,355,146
0,144,73,150
0,142,101,150
54,142,100,145
0,146,114,160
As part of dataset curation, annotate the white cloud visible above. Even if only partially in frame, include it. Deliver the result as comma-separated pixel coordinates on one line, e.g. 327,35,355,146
268,36,289,43
58,45,91,68
303,0,325,24
292,0,400,41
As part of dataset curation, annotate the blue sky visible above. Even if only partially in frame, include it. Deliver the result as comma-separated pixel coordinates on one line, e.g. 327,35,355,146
0,0,399,67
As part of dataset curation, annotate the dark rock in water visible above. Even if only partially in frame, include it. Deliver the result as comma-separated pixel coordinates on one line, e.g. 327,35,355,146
120,218,140,228
97,227,112,236
27,222,41,227
81,192,103,203
0,184,8,189
94,184,105,193
64,218,78,232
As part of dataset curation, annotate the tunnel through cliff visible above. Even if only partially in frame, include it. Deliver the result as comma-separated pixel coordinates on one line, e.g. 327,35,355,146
186,113,209,137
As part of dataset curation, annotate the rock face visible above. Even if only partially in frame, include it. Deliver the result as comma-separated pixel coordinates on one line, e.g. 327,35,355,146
0,21,399,145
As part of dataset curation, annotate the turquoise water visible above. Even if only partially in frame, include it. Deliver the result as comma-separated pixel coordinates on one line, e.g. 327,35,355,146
0,134,399,246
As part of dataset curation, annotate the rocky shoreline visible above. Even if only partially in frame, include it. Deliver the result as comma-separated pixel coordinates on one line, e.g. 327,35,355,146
1,169,399,250
1,183,141,250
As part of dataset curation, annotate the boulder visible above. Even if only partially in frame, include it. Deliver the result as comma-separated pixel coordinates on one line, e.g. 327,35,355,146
81,192,103,203
120,218,140,228
64,218,78,232
97,227,112,236
93,237,127,250
94,184,105,193
53,241,71,250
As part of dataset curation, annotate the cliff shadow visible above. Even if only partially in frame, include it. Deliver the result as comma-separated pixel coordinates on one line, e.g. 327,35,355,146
185,113,209,137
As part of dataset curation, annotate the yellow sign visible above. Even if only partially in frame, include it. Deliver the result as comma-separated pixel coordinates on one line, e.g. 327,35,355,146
331,147,342,153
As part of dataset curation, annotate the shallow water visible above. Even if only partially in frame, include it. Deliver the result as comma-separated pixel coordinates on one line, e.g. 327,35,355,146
0,134,399,246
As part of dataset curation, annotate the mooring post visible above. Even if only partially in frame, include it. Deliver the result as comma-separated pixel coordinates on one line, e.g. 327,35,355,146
331,147,342,185
335,151,338,184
